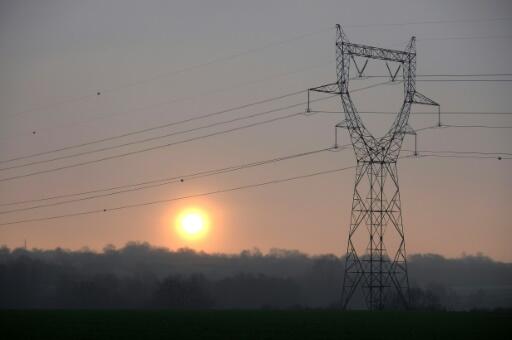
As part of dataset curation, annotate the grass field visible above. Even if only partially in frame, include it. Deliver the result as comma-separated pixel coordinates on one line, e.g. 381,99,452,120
1,310,510,339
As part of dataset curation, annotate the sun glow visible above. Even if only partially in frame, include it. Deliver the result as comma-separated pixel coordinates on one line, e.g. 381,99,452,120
176,209,209,241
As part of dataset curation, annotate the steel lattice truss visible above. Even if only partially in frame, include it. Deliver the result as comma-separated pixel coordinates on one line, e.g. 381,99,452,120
308,25,439,310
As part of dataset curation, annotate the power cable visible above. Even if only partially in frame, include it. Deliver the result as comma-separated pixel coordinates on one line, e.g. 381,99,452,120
419,34,512,42
405,149,512,156
4,59,334,140
0,80,391,174
417,74,512,77
4,26,333,119
418,79,512,82
0,97,318,171
310,111,512,116
0,146,339,213
3,18,510,138
6,145,508,212
0,164,359,226
345,17,512,29
0,111,305,183
414,154,512,160
0,90,306,164
443,124,512,129
2,147,508,226
333,73,512,79
4,73,508,164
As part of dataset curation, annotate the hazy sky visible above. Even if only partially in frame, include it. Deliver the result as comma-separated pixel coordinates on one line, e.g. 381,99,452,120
0,0,511,260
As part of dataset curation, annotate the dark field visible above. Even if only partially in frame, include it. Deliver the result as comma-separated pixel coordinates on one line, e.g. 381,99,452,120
1,310,511,340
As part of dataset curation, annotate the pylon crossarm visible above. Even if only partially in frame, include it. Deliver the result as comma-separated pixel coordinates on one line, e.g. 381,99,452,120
351,55,369,77
306,82,343,114
401,124,417,135
385,62,402,81
412,92,439,106
339,41,412,63
309,82,341,94
336,27,418,160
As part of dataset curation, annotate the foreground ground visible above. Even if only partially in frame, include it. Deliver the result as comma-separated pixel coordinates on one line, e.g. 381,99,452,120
1,310,510,339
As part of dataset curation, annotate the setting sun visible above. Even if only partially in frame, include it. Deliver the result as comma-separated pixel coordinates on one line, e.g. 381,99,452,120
176,209,210,241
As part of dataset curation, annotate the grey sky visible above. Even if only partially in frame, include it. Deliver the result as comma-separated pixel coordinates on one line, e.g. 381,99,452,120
0,0,511,260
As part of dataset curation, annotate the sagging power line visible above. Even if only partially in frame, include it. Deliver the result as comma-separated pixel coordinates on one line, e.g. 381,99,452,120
7,16,511,120
0,146,337,213
0,90,307,164
0,150,507,227
0,80,397,179
4,26,334,119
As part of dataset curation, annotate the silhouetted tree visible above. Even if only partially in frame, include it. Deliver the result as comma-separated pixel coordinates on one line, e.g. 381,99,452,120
213,273,301,309
153,275,213,309
0,244,510,310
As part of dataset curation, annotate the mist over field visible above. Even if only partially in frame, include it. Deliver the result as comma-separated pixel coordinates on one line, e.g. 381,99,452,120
1,242,510,310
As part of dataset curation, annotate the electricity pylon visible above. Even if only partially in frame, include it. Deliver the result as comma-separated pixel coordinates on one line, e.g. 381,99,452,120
307,25,439,310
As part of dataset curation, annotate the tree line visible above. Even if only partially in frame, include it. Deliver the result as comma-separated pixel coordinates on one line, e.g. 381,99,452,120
0,243,510,310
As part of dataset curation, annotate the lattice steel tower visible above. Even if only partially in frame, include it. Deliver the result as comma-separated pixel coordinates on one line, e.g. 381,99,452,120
308,25,439,310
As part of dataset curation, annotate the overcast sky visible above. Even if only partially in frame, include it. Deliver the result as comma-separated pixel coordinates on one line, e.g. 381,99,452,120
0,0,511,260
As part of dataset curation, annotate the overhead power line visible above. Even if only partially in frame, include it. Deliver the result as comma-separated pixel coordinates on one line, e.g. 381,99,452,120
389,34,512,48
1,150,509,227
419,34,512,42
1,74,371,165
417,73,512,77
443,124,512,129
6,27,512,129
5,26,333,119
345,17,512,29
0,146,339,213
310,110,512,116
418,79,512,82
0,77,505,182
0,98,338,177
0,111,304,183
360,73,512,78
405,149,512,156
3,73,507,163
415,154,512,160
3,145,508,213
0,80,392,177
0,97,315,171
0,90,306,164
0,164,359,226
4,59,335,141
352,75,512,82
0,121,441,210
7,16,511,120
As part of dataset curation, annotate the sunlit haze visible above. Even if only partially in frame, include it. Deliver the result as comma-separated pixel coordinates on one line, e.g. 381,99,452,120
176,208,210,241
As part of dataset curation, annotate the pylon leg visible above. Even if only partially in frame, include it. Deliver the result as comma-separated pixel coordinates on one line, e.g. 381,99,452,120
341,161,409,310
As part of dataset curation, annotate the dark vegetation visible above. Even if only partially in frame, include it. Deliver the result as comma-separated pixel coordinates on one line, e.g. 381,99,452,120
1,310,510,340
0,242,511,310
